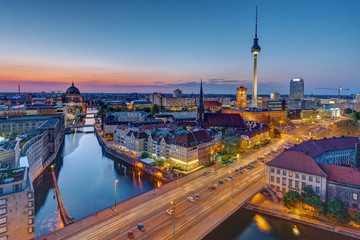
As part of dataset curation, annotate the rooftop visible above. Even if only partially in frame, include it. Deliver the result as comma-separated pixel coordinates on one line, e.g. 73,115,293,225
0,167,26,185
319,163,360,186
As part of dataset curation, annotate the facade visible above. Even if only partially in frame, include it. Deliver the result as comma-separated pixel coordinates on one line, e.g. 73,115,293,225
262,99,286,111
289,78,304,100
204,101,222,112
356,92,360,103
0,167,35,240
131,100,152,110
102,112,149,134
0,114,54,136
0,141,19,168
236,85,247,109
270,91,281,99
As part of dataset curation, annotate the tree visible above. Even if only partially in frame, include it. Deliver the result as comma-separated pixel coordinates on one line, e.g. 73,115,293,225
349,111,360,123
301,185,316,199
237,139,249,153
140,152,150,159
326,199,350,224
282,190,301,209
303,195,326,215
151,104,160,115
344,108,353,114
181,125,187,130
352,211,360,224
273,128,281,137
333,120,360,136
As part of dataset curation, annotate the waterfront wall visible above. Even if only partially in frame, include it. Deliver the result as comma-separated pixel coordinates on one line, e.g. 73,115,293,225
95,126,171,182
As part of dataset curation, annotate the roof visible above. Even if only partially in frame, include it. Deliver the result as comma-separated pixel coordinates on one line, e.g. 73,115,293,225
171,129,212,148
319,164,360,186
203,113,247,129
66,83,80,95
204,100,222,107
290,136,360,159
266,150,328,177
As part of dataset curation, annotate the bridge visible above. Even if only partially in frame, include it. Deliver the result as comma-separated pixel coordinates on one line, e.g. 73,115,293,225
50,165,74,226
65,124,94,129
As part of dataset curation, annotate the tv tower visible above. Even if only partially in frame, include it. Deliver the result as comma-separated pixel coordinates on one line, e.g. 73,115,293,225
251,5,261,108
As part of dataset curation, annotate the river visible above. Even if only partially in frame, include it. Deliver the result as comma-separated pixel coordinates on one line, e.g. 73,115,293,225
34,113,160,238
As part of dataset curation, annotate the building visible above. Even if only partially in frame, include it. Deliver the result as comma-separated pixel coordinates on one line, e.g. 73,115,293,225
0,141,20,168
262,99,286,111
102,111,149,134
0,167,35,239
236,85,247,109
266,150,328,201
105,101,127,109
250,6,261,108
356,92,360,103
289,78,304,100
64,82,81,103
204,100,222,112
270,91,281,99
222,108,286,124
149,93,165,107
266,137,360,207
173,89,182,98
131,100,152,110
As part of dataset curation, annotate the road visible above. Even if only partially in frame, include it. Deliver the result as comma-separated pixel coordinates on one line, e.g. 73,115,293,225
41,121,335,240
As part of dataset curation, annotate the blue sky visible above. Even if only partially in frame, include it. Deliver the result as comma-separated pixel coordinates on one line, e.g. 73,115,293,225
0,0,359,94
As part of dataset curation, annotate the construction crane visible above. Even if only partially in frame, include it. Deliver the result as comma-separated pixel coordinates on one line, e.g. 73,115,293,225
316,86,350,104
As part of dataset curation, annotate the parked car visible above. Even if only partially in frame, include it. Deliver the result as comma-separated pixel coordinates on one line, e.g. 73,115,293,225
209,169,214,173
228,176,234,180
218,180,225,185
187,197,195,203
167,209,174,215
203,172,208,176
194,194,199,200
128,231,135,239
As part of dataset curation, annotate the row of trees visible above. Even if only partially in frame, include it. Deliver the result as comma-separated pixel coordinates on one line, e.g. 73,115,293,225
282,186,353,224
333,120,360,136
220,129,249,155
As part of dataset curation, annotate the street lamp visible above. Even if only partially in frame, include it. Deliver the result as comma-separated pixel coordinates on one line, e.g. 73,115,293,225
171,201,176,239
114,179,119,211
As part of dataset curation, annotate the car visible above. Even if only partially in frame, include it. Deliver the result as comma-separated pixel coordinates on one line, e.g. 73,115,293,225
234,169,239,172
128,231,135,239
218,180,225,185
187,197,195,202
225,177,231,182
137,223,145,232
167,209,174,215
194,194,199,200
208,186,214,191
209,169,214,173
203,172,208,176
228,176,234,180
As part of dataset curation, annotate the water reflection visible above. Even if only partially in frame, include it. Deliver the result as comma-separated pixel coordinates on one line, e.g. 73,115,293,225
35,132,159,238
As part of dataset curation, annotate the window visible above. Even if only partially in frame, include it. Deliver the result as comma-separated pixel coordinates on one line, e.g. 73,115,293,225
282,187,286,192
0,217,6,224
0,226,6,234
0,235,7,240
316,177,320,183
289,171,293,177
295,181,299,189
295,173,299,179
308,176,313,182
283,170,286,176
277,169,280,174
28,227,33,233
0,208,6,215
0,199,6,206
13,184,22,192
270,176,274,182
282,178,286,186
0,188,2,195
315,186,320,194
28,192,33,199
276,186,280,191
271,168,274,173
276,177,280,184
28,209,33,216
301,182,306,190
302,174,306,180
289,179,293,188
28,201,33,207
353,193,358,201
345,192,350,199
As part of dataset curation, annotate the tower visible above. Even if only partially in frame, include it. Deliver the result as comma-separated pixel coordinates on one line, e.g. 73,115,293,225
289,78,304,100
197,79,205,126
236,84,247,109
251,5,261,108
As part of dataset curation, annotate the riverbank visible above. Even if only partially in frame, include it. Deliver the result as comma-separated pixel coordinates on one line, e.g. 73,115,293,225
94,124,172,182
243,193,360,239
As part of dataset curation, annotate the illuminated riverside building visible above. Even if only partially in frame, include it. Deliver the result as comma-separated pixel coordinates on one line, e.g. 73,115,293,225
236,85,247,109
266,137,360,209
0,167,35,240
289,78,304,100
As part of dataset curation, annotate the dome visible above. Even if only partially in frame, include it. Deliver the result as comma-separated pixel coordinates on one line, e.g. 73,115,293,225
66,83,80,95
251,43,261,55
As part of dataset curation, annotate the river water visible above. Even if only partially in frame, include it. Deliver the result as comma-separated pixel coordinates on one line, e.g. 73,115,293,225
34,114,160,238
34,113,354,239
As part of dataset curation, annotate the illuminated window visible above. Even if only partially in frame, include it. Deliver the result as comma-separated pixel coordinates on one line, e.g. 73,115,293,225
353,193,358,201
289,171,293,177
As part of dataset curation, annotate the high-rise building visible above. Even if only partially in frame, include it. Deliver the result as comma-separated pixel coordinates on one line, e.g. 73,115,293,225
251,5,261,108
173,89,182,98
270,91,281,99
289,78,304,100
356,92,360,103
236,85,247,109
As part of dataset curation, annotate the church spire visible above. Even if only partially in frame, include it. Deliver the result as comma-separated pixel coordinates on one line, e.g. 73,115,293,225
197,78,204,112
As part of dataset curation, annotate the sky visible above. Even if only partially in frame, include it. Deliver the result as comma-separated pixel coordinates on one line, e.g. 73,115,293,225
0,0,359,95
